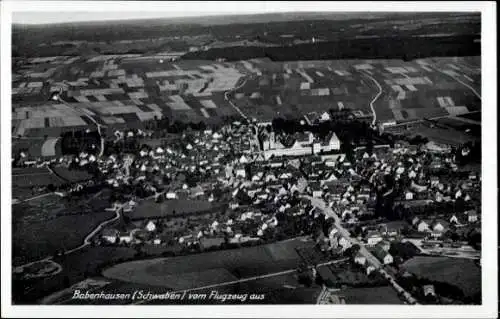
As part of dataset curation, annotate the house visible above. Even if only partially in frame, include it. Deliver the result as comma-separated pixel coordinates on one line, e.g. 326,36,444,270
411,216,420,226
320,132,341,152
449,214,461,225
145,220,156,232
431,219,448,233
366,265,376,275
166,191,178,199
408,170,417,179
153,238,162,245
430,176,440,187
417,220,430,232
101,228,119,244
319,111,331,122
354,252,366,266
338,236,352,250
423,285,436,297
119,232,133,244
382,221,407,237
239,155,250,164
372,246,393,265
366,231,383,246
310,182,323,198
190,186,205,197
235,167,246,178
376,240,391,252
405,191,414,200
466,210,479,223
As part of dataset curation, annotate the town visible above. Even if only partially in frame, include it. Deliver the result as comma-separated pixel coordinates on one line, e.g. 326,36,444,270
13,110,481,305
9,10,483,308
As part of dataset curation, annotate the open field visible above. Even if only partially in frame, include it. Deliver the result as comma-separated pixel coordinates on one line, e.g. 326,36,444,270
12,167,65,197
50,166,93,183
127,198,222,220
403,124,479,146
12,54,481,139
231,57,481,123
12,191,113,266
338,286,404,304
401,256,481,298
103,238,315,290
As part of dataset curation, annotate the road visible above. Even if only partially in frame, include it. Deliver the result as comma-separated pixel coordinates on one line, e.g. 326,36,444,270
224,76,249,121
305,196,419,305
361,71,383,126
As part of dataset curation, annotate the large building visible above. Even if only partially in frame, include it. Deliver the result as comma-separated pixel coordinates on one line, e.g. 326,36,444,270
261,130,341,159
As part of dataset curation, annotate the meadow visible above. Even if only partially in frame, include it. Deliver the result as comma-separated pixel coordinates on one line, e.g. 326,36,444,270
401,256,481,298
102,238,314,290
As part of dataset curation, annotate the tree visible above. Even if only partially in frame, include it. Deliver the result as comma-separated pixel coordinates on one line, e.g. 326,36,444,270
366,139,374,155
298,271,313,287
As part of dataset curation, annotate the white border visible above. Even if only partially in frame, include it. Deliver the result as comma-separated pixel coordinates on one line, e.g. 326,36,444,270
1,1,497,318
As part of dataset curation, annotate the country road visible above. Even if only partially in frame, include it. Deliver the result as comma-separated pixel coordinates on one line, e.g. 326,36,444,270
361,71,383,126
224,76,249,120
15,192,54,203
305,196,419,305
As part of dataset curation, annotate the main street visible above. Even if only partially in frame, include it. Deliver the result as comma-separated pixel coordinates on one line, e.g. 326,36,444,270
305,196,419,305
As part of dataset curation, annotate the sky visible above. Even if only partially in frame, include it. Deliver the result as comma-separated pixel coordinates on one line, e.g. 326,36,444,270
10,1,482,25
11,1,322,25
13,11,237,25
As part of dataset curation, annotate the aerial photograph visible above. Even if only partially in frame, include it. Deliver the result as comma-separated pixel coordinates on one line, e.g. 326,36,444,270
4,3,493,315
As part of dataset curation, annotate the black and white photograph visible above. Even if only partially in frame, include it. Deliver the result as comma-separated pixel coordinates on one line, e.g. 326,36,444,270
1,1,497,318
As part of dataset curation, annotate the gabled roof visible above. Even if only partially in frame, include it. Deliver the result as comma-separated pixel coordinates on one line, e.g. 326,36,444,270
372,245,391,260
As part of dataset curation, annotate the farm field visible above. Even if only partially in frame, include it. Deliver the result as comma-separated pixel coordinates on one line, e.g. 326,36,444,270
231,56,481,123
338,286,404,304
103,238,315,290
12,190,114,266
50,166,93,183
127,198,222,220
458,111,481,122
401,122,479,146
401,256,481,298
12,166,65,194
12,54,481,139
